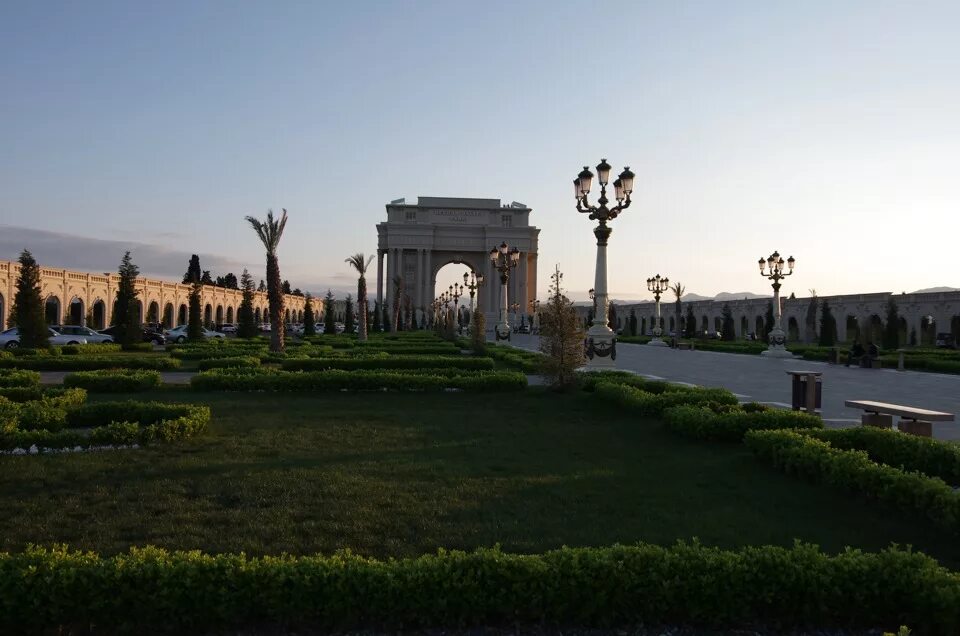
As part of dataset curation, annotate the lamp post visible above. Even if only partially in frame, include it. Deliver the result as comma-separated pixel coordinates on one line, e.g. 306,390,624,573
575,158,635,367
529,299,540,334
450,283,464,333
646,274,670,347
510,302,520,332
758,250,796,358
490,241,520,340
463,271,484,314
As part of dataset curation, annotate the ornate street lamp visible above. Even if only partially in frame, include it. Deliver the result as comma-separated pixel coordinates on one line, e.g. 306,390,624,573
490,241,520,340
646,274,670,347
576,158,635,367
450,283,464,333
758,250,796,357
529,299,541,333
510,302,520,332
463,270,484,313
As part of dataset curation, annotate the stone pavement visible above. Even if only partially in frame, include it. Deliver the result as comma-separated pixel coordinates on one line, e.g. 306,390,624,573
506,335,960,441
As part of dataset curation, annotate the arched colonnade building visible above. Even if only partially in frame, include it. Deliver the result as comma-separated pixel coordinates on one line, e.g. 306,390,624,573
604,290,960,347
0,259,308,330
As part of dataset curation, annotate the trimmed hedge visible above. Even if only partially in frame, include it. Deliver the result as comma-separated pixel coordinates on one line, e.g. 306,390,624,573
191,367,526,392
663,404,823,442
0,356,180,371
0,388,87,433
0,386,78,403
281,356,493,372
745,429,960,533
59,343,123,355
195,356,262,370
594,381,739,418
0,542,957,633
171,347,268,360
484,345,545,373
803,426,960,486
0,369,41,388
65,400,203,429
64,369,162,393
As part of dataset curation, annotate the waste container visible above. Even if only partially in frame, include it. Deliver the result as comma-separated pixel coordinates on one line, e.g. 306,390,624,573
786,371,822,415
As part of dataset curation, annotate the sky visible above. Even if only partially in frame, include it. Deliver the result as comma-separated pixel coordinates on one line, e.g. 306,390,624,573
1,1,958,302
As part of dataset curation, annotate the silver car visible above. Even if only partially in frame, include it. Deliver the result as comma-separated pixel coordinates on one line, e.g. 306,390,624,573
164,325,226,343
51,325,115,343
0,327,88,349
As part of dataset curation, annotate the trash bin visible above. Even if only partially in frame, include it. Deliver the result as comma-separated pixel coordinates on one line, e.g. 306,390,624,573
786,371,822,415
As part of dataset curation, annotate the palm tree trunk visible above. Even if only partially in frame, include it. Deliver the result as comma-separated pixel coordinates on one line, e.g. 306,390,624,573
266,253,285,352
357,275,368,341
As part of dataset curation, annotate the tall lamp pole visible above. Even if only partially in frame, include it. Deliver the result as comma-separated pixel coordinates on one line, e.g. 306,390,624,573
575,158,635,367
490,242,519,340
646,274,669,347
758,250,796,358
529,299,540,334
464,270,483,313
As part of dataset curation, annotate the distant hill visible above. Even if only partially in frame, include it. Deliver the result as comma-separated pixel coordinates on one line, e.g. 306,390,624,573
912,286,960,294
713,291,768,301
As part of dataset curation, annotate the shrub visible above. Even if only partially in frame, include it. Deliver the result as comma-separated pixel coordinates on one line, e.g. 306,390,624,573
66,401,203,429
0,543,958,633
195,356,262,370
15,399,68,432
0,397,18,432
595,381,739,418
171,347,268,360
804,426,960,486
484,345,545,373
745,429,960,533
191,367,526,392
64,369,162,392
664,404,823,442
59,343,123,355
0,356,180,371
0,369,40,388
281,356,493,372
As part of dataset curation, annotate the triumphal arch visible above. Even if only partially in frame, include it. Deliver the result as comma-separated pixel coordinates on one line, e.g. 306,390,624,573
376,197,540,325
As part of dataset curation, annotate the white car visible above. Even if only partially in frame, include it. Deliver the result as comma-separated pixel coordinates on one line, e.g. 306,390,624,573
0,327,88,349
164,325,226,343
220,324,238,334
51,325,115,343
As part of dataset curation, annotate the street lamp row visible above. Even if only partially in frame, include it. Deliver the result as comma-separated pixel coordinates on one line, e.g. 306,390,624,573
490,241,520,341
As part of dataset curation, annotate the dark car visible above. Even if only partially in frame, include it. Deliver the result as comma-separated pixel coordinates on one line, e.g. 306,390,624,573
99,325,167,345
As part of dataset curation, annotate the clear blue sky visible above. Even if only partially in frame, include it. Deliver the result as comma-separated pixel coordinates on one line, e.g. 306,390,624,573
2,1,958,301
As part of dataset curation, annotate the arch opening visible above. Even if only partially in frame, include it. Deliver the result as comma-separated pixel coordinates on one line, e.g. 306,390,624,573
44,296,61,325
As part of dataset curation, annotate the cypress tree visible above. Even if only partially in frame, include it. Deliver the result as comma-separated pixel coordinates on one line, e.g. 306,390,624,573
237,269,257,338
303,294,316,336
382,304,389,332
882,298,901,350
188,281,203,341
13,249,49,349
324,290,336,335
113,251,141,346
607,302,618,331
539,266,584,390
721,304,736,341
764,301,775,340
344,294,354,334
629,309,637,336
804,290,818,343
819,299,837,346
685,306,696,338
182,255,201,284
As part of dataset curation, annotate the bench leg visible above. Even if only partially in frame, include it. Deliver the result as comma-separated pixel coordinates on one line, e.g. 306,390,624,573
898,419,933,437
861,413,893,429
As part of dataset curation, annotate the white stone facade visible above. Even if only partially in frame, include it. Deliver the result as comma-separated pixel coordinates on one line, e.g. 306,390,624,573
376,197,540,325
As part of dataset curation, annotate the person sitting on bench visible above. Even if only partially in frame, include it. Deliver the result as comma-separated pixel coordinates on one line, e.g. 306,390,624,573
846,340,865,367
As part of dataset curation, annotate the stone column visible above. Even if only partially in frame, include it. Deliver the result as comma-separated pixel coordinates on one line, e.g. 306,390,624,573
376,250,384,308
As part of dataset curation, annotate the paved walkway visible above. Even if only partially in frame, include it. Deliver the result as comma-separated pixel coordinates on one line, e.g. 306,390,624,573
505,335,960,441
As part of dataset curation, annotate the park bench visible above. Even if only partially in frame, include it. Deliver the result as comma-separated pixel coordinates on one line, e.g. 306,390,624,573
844,400,954,437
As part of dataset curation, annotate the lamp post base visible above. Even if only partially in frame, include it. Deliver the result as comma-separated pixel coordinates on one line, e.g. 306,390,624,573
761,345,794,358
648,337,669,347
584,327,617,369
495,324,511,341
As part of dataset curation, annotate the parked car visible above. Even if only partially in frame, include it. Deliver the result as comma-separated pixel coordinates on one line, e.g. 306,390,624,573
51,325,115,343
334,322,345,334
258,323,271,333
0,327,88,349
288,323,304,336
99,325,167,345
164,325,226,343
935,333,956,349
219,323,238,334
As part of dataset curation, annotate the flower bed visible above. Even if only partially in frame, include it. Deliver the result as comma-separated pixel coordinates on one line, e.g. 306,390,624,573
0,356,180,371
745,429,960,533
191,367,526,392
63,369,162,392
281,356,493,372
0,542,956,633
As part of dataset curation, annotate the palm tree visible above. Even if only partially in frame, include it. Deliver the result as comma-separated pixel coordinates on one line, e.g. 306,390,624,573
245,209,288,352
670,282,685,345
391,275,403,332
345,253,375,341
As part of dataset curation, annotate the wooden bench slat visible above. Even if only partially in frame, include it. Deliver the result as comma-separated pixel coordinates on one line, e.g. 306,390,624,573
844,400,955,421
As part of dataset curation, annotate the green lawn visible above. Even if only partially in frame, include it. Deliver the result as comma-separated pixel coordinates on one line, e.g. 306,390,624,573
2,389,959,567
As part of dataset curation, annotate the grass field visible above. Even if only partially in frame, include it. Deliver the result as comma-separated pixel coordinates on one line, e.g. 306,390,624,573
2,388,958,567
